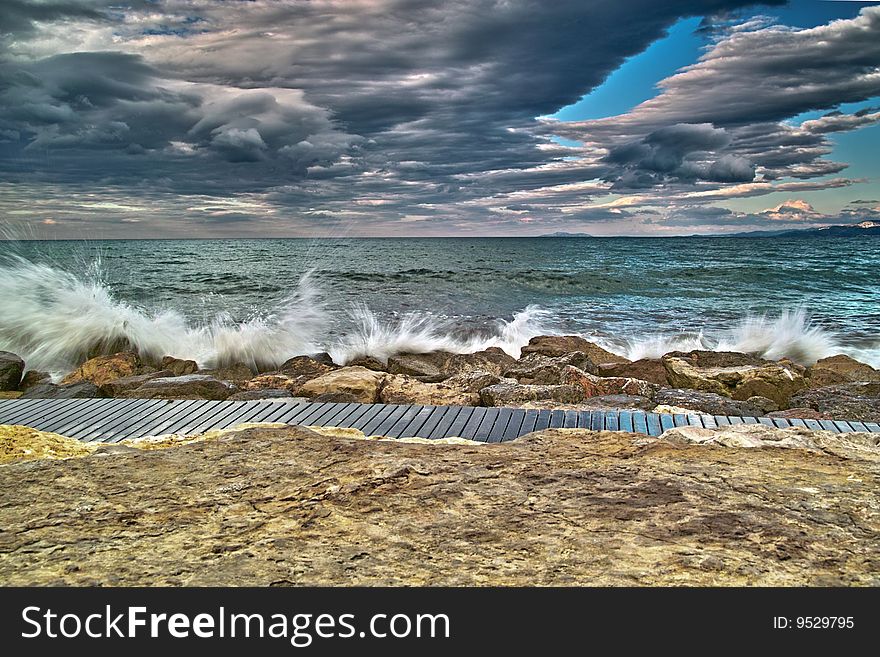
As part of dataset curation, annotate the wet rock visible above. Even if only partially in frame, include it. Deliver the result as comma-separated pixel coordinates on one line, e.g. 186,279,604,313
503,352,596,383
379,375,480,406
561,366,659,399
387,349,518,382
443,348,519,377
442,370,502,393
652,389,775,417
345,356,388,371
520,335,628,364
21,382,102,399
277,356,336,380
596,358,669,386
160,356,198,377
200,362,255,384
244,374,299,393
0,351,25,391
297,367,386,404
789,382,880,423
577,394,656,410
767,408,831,420
1,425,878,585
121,375,237,400
661,350,807,407
310,352,336,367
480,382,584,406
386,352,450,381
99,370,174,397
60,352,140,387
19,370,51,391
806,355,880,388
227,389,304,402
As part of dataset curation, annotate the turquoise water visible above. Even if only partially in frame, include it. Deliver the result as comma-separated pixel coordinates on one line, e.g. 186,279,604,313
1,236,878,372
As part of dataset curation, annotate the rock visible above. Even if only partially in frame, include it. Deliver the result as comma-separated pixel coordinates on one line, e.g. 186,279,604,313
200,362,254,384
160,356,198,376
0,391,23,399
296,367,386,404
0,351,25,391
345,356,388,371
21,382,102,399
661,350,807,407
503,352,596,383
1,425,878,585
806,354,880,388
442,370,502,393
767,408,831,420
789,382,880,423
386,352,450,381
651,389,775,417
310,352,336,366
227,390,305,402
277,355,336,380
442,348,519,377
561,366,659,399
60,351,141,387
98,370,174,397
244,374,299,393
480,382,584,406
520,335,628,364
379,375,480,406
597,358,669,386
577,395,656,410
745,396,780,415
121,375,237,400
19,370,51,391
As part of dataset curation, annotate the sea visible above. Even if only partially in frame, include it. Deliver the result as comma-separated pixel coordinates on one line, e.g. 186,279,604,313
1,236,878,377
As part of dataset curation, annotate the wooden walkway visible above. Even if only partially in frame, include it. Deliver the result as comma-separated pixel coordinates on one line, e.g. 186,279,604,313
0,398,877,443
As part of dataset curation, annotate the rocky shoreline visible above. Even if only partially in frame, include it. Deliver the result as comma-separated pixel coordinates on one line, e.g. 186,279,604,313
3,334,880,422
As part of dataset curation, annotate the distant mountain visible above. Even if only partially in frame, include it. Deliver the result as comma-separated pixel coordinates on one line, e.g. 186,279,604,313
538,231,594,237
718,221,880,238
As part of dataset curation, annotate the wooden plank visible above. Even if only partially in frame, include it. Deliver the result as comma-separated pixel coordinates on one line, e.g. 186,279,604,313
660,414,675,432
425,406,464,439
246,401,303,425
408,406,450,439
714,415,730,426
518,409,540,437
260,401,308,424
772,418,791,428
702,415,718,428
308,403,355,427
632,412,648,435
348,403,389,431
833,420,853,433
443,406,474,438
563,410,579,429
397,405,438,438
39,398,126,434
757,417,774,427
590,411,604,431
23,399,111,433
165,401,236,436
672,413,688,427
115,399,207,440
534,410,552,432
358,404,400,435
547,409,565,429
386,405,426,437
862,422,880,433
310,402,358,426
64,399,170,441
373,405,413,436
0,399,56,425
802,418,823,431
742,416,759,424
687,414,703,427
486,407,515,443
8,398,83,428
789,418,807,428
847,420,868,432
207,401,272,431
473,408,502,442
727,416,744,425
287,402,336,426
605,411,619,432
819,420,840,433
646,413,662,436
618,411,634,433
500,409,528,442
271,402,322,425
458,407,489,440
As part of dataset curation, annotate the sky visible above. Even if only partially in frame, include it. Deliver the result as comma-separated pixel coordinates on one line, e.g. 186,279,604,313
1,0,879,238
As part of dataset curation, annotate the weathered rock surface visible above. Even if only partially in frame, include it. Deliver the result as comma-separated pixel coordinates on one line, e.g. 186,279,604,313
160,356,198,377
0,425,877,586
379,374,480,406
652,389,775,418
562,366,659,399
0,351,25,391
121,375,236,400
789,382,880,423
577,394,656,410
767,408,831,420
520,335,628,364
98,370,174,397
344,356,387,371
386,352,450,381
596,358,669,386
662,350,807,407
244,374,300,393
806,354,880,388
503,352,596,383
21,381,102,399
277,356,336,381
480,382,584,406
200,362,255,384
297,367,386,404
60,352,141,387
18,370,51,391
442,370,502,393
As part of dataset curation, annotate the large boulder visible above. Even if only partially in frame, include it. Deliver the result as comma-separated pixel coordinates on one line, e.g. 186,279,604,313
806,355,880,388
99,370,174,397
277,355,336,379
480,382,584,407
121,375,236,400
661,350,807,407
379,375,480,406
244,374,300,394
386,352,450,381
160,356,198,377
21,382,102,399
345,356,387,371
442,370,503,393
596,358,669,386
561,366,659,399
503,351,596,383
652,389,777,417
296,367,386,404
199,362,254,384
520,335,628,364
789,382,880,423
0,352,25,391
60,352,140,387
767,408,831,420
577,395,656,411
18,370,51,391
387,348,518,382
